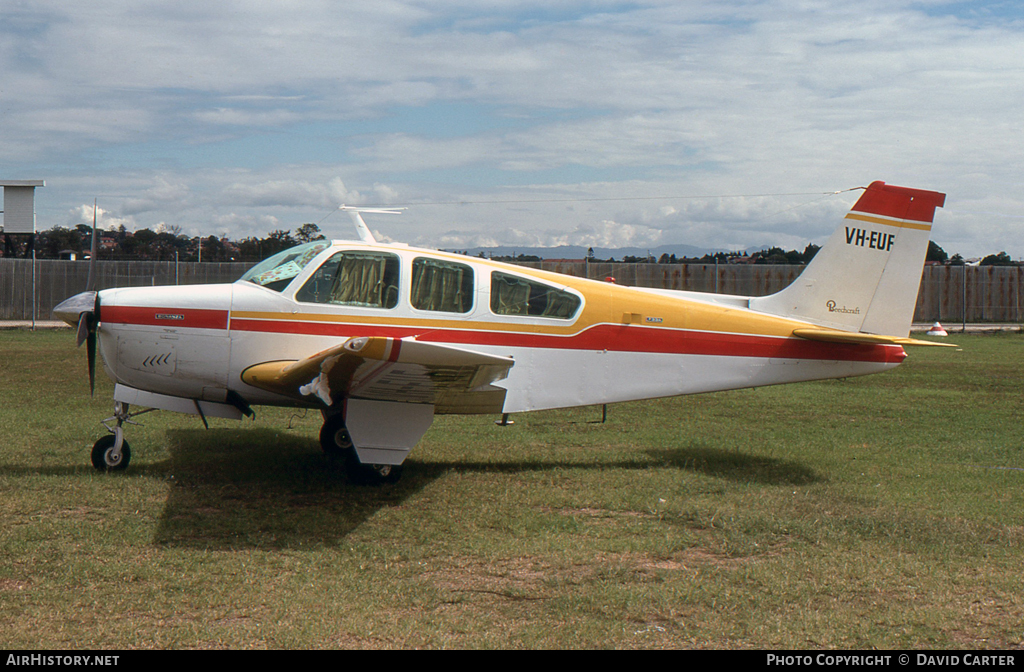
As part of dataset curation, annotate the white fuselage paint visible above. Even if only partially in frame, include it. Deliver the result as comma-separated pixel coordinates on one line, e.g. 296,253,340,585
96,273,902,416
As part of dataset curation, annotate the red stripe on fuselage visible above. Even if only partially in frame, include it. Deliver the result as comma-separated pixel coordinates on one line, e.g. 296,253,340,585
102,306,230,330
229,317,905,364
102,306,903,364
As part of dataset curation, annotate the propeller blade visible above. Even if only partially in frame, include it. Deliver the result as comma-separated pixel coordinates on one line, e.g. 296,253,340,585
76,311,90,347
65,295,99,395
86,315,97,396
86,198,98,292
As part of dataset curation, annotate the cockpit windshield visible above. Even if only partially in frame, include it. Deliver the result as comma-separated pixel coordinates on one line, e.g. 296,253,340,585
238,241,331,292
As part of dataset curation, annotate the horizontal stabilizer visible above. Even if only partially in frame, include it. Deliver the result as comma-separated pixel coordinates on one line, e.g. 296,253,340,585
792,328,957,348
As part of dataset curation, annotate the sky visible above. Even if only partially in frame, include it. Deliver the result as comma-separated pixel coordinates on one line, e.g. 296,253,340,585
2,0,1023,258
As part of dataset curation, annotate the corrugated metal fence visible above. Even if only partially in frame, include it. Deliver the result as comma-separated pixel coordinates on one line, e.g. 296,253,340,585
524,261,1024,324
0,259,250,320
1,257,1021,324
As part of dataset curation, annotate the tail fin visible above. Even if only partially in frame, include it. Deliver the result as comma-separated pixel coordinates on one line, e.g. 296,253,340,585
749,181,946,338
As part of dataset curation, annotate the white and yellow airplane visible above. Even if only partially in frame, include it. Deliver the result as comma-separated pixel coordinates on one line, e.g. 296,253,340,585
54,181,949,483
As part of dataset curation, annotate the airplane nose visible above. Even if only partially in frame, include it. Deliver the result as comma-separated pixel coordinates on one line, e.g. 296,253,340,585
53,291,98,327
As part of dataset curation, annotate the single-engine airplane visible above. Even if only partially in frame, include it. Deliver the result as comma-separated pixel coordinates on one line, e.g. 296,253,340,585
54,181,950,483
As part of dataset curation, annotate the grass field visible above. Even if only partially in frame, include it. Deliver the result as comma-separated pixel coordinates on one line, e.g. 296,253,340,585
1,329,1023,649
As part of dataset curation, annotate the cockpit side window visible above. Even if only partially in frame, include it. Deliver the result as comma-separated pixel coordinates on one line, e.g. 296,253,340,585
239,241,331,292
490,272,581,319
295,250,400,309
410,257,474,313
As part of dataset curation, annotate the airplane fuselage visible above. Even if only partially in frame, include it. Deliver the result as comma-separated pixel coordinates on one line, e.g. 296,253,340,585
95,242,905,418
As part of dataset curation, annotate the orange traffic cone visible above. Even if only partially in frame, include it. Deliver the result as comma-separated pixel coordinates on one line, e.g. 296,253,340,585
927,322,948,336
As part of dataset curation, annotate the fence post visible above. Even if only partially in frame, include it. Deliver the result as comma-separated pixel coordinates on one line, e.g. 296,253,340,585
962,266,967,333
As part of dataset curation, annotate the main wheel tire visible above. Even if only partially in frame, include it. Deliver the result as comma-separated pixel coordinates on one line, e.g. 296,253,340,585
345,452,403,485
320,414,403,484
91,435,131,472
319,414,354,459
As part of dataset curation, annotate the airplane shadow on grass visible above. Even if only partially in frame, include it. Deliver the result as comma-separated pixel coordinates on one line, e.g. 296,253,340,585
142,427,821,551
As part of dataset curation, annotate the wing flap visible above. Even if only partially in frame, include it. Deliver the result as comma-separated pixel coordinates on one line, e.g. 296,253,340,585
241,336,514,412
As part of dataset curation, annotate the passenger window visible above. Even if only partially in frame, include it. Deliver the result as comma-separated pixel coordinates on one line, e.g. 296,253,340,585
490,272,581,319
410,257,474,313
295,251,400,309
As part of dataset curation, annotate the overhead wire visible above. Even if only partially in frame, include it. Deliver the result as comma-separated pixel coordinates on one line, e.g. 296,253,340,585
315,186,865,225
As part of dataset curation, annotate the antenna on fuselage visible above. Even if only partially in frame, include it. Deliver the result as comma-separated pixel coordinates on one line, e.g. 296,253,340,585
338,205,406,244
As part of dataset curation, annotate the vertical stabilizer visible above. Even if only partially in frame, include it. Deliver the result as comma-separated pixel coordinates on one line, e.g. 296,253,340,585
749,181,945,337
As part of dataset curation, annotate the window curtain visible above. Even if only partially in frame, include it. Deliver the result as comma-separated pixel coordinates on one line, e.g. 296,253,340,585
330,255,387,307
412,259,471,313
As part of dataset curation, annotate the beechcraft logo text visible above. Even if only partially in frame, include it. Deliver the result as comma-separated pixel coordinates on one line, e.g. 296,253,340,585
826,300,860,315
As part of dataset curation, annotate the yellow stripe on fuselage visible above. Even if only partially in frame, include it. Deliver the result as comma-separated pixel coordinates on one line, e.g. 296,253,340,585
233,267,811,342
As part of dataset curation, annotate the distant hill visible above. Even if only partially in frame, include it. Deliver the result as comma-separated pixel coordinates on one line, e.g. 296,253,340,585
448,243,724,261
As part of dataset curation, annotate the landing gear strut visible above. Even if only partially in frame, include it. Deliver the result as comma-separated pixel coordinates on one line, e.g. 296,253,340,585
92,402,132,471
319,412,403,485
91,401,156,472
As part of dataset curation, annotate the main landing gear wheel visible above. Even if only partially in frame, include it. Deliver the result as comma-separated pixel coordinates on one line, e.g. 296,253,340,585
319,413,354,459
91,433,131,471
319,414,403,485
346,457,403,486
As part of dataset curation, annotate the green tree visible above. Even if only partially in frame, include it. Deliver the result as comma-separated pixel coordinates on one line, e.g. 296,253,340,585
980,251,1014,266
260,230,297,257
37,227,84,258
927,241,948,263
295,223,326,243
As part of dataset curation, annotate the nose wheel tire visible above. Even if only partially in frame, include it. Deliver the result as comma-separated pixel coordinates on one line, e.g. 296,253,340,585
91,434,131,471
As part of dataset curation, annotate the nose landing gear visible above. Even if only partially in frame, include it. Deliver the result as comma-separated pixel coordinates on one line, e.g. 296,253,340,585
91,402,156,472
91,432,131,471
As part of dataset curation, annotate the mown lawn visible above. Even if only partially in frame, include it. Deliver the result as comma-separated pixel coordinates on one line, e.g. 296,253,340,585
1,330,1022,648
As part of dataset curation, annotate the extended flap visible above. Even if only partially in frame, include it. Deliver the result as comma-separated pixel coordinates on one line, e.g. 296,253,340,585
241,336,514,410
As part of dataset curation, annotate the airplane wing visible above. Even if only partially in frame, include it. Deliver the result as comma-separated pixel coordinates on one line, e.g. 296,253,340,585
241,336,514,414
791,327,957,348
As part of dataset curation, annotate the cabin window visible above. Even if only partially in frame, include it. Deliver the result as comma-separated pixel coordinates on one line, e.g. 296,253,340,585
490,272,581,319
410,257,474,313
240,241,331,292
295,250,400,309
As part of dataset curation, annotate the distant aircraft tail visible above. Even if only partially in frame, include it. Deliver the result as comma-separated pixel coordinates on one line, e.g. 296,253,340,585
749,181,946,338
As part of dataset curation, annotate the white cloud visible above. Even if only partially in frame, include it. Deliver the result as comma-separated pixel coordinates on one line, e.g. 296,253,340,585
68,203,136,232
4,1,1024,257
222,176,362,209
192,108,302,127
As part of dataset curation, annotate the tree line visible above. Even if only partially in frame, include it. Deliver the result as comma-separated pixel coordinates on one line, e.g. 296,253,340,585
3,224,1019,266
2,223,326,261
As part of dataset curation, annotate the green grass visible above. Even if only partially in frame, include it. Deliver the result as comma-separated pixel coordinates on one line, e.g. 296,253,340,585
1,329,1023,648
